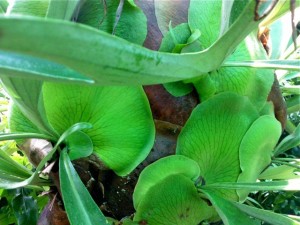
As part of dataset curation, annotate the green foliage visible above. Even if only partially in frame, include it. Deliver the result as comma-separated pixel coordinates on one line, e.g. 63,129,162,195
59,149,109,225
42,83,155,176
0,0,299,224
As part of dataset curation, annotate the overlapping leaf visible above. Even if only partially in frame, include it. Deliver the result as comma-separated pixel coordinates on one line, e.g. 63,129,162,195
0,1,270,85
76,0,147,45
133,155,215,225
42,83,155,176
176,92,280,201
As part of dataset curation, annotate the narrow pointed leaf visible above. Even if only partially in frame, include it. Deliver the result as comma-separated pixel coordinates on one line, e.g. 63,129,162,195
2,78,55,136
0,133,54,142
274,124,300,156
59,149,109,225
233,201,300,225
46,0,81,20
0,1,271,85
0,122,90,189
202,190,260,225
202,179,300,191
223,60,300,71
0,51,94,83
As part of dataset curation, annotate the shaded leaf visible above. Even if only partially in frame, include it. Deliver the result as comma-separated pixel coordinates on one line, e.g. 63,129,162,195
59,149,109,225
76,0,147,45
202,189,260,225
43,83,155,176
274,123,300,156
238,115,281,200
154,0,189,36
209,34,274,110
234,201,300,225
11,190,38,225
0,122,90,189
66,131,93,161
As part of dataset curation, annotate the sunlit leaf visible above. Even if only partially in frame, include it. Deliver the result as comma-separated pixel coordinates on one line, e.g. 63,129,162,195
0,51,94,83
8,0,49,17
2,78,55,136
0,0,8,13
59,149,109,225
177,92,261,200
46,0,81,20
188,0,222,49
133,155,201,209
202,179,300,191
0,1,269,85
43,83,155,176
259,165,300,180
222,60,300,71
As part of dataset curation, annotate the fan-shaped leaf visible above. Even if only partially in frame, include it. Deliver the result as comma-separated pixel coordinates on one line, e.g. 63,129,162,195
43,83,155,176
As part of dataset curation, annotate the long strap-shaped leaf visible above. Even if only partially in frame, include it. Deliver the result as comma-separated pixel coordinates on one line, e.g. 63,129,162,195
0,122,92,189
46,0,81,20
59,149,109,225
0,1,271,85
201,179,300,191
222,60,300,71
233,202,300,225
0,51,94,83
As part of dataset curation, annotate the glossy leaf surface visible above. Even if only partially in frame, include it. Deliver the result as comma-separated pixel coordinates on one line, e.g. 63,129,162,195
59,149,109,225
